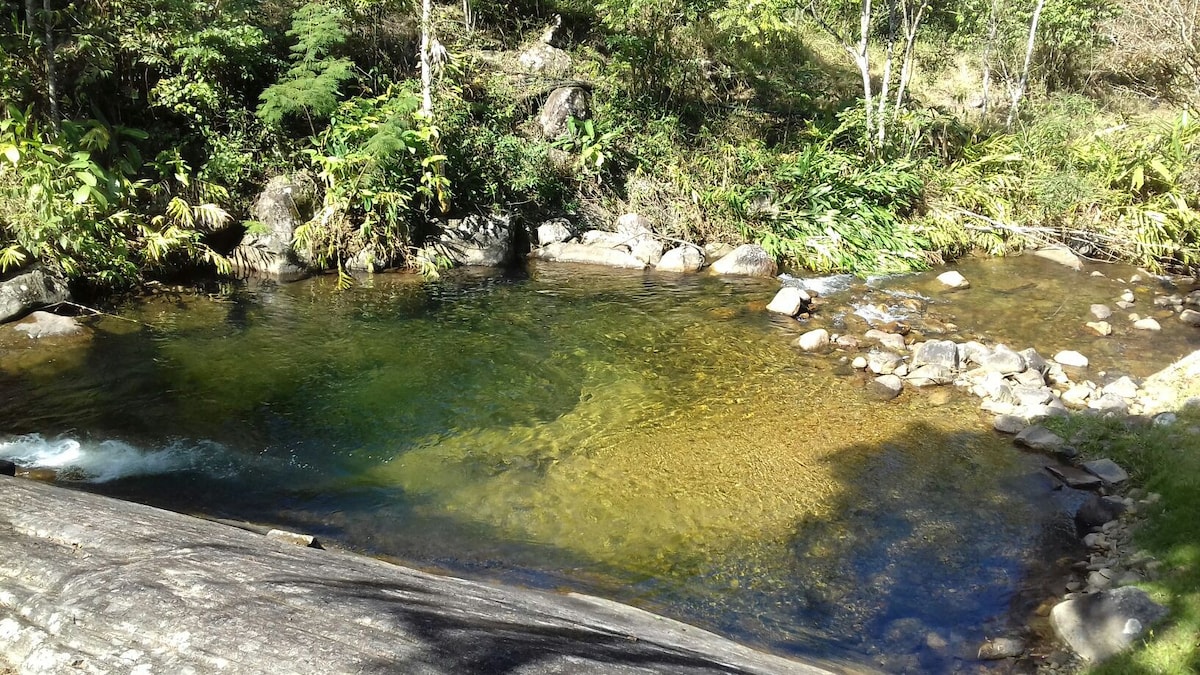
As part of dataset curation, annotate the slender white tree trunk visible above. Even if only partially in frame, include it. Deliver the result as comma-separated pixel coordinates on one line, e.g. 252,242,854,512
894,0,927,115
419,0,433,118
1007,0,1046,128
856,0,875,151
876,0,898,145
43,0,59,129
980,0,1001,115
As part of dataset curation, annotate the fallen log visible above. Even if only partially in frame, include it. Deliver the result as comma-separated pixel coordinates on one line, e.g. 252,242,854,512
0,477,845,674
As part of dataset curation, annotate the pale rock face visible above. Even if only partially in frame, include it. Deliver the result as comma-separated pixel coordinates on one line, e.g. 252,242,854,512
936,270,970,289
440,214,515,266
537,219,573,246
528,242,646,269
1054,350,1090,368
709,245,778,278
1133,317,1161,331
538,87,589,139
655,245,705,273
766,287,811,316
1033,246,1083,270
793,329,830,351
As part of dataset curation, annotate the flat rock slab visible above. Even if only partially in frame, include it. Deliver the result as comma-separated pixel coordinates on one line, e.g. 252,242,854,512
1050,587,1168,663
12,311,84,338
1045,465,1103,490
1082,459,1130,485
0,477,841,675
1014,425,1065,453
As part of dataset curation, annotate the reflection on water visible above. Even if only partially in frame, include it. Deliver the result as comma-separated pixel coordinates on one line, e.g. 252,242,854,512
3,255,1186,670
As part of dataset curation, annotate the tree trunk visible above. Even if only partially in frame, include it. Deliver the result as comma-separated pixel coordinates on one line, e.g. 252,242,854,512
43,0,59,129
857,0,875,152
894,0,927,115
980,0,1001,115
419,0,433,118
876,0,898,145
1007,0,1046,128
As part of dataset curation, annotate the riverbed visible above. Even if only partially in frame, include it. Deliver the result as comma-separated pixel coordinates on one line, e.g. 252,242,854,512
1,254,1196,672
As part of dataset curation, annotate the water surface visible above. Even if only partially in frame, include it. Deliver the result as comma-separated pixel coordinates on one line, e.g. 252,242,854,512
4,256,1189,671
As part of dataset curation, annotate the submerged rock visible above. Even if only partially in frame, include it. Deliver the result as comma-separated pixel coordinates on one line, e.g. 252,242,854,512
977,637,1025,660
709,245,777,278
1180,309,1200,326
13,311,84,338
1045,465,1103,490
1090,304,1113,320
1133,317,1161,331
1034,246,1083,270
864,329,906,353
1051,587,1168,663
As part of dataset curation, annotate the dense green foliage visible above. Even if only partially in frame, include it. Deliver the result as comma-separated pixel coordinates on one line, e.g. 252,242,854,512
2,0,1199,287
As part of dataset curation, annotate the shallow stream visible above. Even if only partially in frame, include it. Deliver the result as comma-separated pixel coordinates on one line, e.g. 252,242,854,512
1,255,1196,672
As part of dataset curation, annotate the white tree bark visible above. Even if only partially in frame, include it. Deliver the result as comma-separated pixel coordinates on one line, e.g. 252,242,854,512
894,0,929,115
1007,0,1046,128
419,0,433,118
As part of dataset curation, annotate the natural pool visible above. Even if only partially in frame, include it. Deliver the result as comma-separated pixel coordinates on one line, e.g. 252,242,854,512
2,256,1194,672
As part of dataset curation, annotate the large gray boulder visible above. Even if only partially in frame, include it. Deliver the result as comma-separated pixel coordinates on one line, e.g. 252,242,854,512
911,340,958,370
441,214,516,267
538,87,589,139
656,245,705,273
0,477,833,675
1051,587,1168,663
709,244,778,278
529,242,646,269
1033,245,1083,270
517,43,573,78
0,267,69,323
232,174,320,278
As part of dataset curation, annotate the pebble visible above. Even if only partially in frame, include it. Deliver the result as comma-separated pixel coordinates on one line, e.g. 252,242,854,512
1120,290,1136,303
1086,321,1113,336
1133,318,1161,331
937,270,970,289
1054,350,1089,368
1090,304,1112,320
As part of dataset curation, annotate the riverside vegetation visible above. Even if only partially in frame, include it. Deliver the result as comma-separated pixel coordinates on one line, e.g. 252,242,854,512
3,0,1200,673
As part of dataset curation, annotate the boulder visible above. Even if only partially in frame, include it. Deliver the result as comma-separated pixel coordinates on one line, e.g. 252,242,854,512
656,246,705,273
1019,348,1049,374
993,415,1028,434
1054,350,1090,368
1082,459,1129,486
864,329,906,353
537,219,574,246
0,460,14,476
1133,317,1161,331
703,242,735,261
911,340,958,370
793,329,830,352
709,245,777,278
538,87,589,139
529,242,646,269
905,364,953,387
980,345,1026,374
1102,376,1139,399
1088,394,1130,416
345,244,381,273
1075,494,1128,529
1180,309,1200,326
1045,465,1103,489
580,230,632,249
631,238,664,267
13,311,84,338
868,375,904,400
232,174,320,277
441,214,515,266
1033,246,1083,270
936,270,970,289
867,351,905,375
1014,425,1065,453
0,267,70,323
517,43,573,78
766,287,811,316
616,213,653,238
1050,587,1168,663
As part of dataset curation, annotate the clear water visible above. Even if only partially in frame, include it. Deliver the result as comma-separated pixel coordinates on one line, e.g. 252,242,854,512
2,256,1194,671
